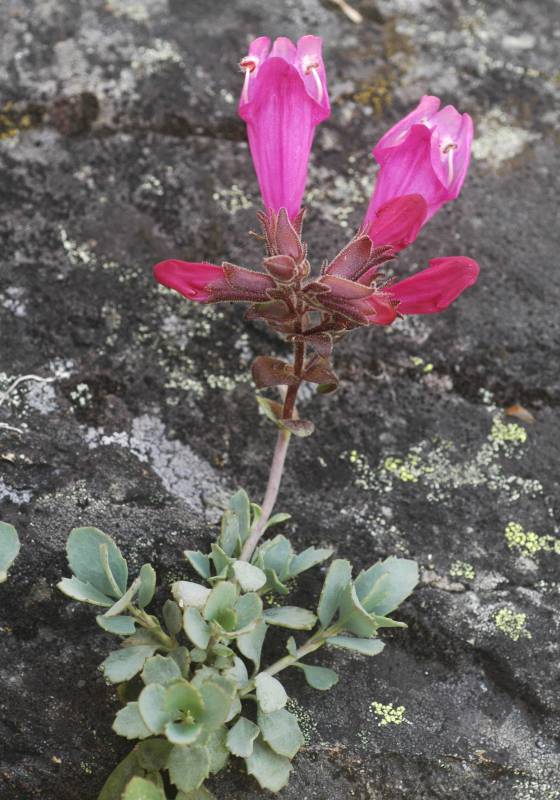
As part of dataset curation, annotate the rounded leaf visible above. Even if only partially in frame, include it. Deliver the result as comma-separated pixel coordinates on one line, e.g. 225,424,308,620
245,736,292,792
167,745,210,793
0,522,20,583
67,526,127,598
232,561,266,592
113,702,151,740
264,606,317,630
226,717,259,758
258,708,304,758
255,673,287,713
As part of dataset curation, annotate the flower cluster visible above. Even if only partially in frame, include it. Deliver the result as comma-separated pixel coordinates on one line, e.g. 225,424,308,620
154,35,479,409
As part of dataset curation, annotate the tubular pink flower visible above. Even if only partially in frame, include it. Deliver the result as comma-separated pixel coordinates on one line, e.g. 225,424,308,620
238,35,330,220
153,260,228,302
364,95,473,228
154,260,276,304
387,256,480,315
366,194,428,252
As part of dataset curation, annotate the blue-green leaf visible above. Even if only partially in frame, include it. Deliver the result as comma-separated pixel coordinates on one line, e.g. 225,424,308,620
317,559,352,628
0,522,20,583
66,526,127,598
326,636,385,656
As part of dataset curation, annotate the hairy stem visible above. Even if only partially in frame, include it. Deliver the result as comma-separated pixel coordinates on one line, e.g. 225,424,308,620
239,338,306,562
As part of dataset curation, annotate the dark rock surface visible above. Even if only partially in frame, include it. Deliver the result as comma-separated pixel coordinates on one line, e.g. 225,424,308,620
1,0,559,798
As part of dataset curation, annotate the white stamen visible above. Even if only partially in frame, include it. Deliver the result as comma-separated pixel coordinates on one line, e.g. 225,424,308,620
441,140,458,185
301,56,324,103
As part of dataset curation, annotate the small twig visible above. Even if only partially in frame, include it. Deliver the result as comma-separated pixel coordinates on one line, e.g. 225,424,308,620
0,423,24,435
0,374,55,409
329,0,363,24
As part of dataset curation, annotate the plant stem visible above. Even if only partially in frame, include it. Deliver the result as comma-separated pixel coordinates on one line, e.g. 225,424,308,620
239,338,306,562
239,428,291,561
263,637,324,678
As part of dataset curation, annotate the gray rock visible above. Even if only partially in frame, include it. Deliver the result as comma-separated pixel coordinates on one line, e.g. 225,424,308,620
1,0,559,798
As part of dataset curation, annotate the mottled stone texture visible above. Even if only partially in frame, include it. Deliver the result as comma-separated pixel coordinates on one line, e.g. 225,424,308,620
1,0,559,798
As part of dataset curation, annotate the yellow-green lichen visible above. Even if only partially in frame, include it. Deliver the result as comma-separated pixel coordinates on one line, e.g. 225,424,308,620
449,561,476,581
490,416,527,445
494,608,531,641
371,701,406,727
342,413,539,504
504,522,560,558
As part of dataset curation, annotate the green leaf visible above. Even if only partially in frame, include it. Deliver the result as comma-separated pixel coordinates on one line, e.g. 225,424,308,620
203,581,237,622
374,614,407,629
102,645,157,683
289,546,333,577
233,592,262,632
245,736,292,792
138,564,157,609
326,636,385,656
228,489,251,543
263,606,317,631
297,663,338,691
263,512,291,531
337,583,378,637
66,526,127,598
262,568,290,595
218,511,240,557
103,577,142,618
257,708,304,758
139,683,172,735
236,621,267,669
184,550,211,580
286,636,297,657
255,673,287,713
165,721,203,746
278,418,314,437
97,742,169,800
199,682,233,730
0,522,20,583
122,776,165,800
226,716,259,758
355,557,419,616
165,680,204,719
113,702,151,740
141,655,182,686
232,561,266,592
205,727,229,773
172,580,211,611
255,394,283,424
255,535,293,579
224,656,249,688
98,749,143,800
167,745,210,793
208,544,232,578
136,739,173,771
57,576,113,607
184,607,211,649
96,614,136,635
317,559,352,628
163,600,183,635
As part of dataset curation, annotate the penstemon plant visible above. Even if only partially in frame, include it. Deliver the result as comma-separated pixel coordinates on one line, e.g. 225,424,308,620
58,34,480,800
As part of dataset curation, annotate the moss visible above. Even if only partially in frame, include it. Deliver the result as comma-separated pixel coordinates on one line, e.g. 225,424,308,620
494,608,531,641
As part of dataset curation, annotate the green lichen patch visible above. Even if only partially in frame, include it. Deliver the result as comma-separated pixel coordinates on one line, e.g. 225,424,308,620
342,413,539,504
371,701,406,727
494,608,531,642
449,561,476,581
504,522,560,558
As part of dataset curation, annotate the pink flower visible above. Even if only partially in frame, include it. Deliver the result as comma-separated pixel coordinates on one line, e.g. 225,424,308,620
387,256,480,315
316,236,479,327
153,260,275,303
364,95,473,229
238,36,330,220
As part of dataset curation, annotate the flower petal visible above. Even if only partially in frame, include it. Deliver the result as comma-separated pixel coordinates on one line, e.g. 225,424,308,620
153,260,227,302
373,95,441,163
389,256,479,315
366,194,427,251
366,124,449,221
239,44,330,219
